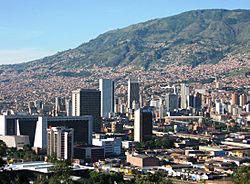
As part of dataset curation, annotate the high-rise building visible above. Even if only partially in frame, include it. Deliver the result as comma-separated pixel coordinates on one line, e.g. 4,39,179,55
134,107,153,142
72,89,101,132
99,79,114,118
55,97,66,112
193,92,202,110
65,99,72,116
47,126,74,160
128,79,140,109
231,92,239,106
165,93,179,112
180,83,190,109
239,94,247,107
187,94,194,108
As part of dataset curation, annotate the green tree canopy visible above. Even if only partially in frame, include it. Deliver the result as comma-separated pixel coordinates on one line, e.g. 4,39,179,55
233,166,250,184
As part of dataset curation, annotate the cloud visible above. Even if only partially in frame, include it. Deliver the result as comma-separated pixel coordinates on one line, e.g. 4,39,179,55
0,48,56,64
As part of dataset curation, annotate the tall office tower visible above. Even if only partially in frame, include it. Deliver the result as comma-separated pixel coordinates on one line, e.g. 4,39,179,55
193,92,202,110
239,93,247,107
180,83,190,109
165,93,179,112
187,94,194,108
134,107,153,142
47,126,74,160
55,97,66,112
72,89,101,132
128,78,140,109
231,92,239,105
65,99,72,116
99,79,114,118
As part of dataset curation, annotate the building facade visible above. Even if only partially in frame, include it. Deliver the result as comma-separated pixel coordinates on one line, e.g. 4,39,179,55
134,107,153,142
99,79,114,118
72,89,101,132
92,137,121,157
34,116,93,149
128,79,140,109
47,126,74,160
165,93,179,112
180,83,190,109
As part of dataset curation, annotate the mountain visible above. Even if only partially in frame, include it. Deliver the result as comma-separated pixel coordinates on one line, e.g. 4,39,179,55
2,9,250,72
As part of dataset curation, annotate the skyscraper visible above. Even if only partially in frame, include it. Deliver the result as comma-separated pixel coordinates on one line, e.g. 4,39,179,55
180,83,190,109
165,93,179,112
134,107,153,142
99,79,114,118
239,93,247,107
231,92,239,106
72,89,101,132
65,99,72,116
47,126,74,160
128,78,140,109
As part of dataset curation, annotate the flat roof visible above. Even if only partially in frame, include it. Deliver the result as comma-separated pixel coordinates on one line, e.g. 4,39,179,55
4,161,94,174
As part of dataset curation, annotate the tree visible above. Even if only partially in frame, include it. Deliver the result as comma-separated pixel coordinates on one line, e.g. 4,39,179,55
134,172,173,184
232,166,250,184
48,159,72,183
86,171,124,184
0,140,7,156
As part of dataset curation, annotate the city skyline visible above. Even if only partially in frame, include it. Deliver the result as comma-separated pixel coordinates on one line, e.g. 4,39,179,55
0,0,250,64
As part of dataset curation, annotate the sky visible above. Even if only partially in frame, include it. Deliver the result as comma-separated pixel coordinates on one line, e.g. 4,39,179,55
0,0,250,64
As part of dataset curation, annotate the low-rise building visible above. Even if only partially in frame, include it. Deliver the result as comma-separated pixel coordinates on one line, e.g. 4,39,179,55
92,137,121,156
126,152,159,168
74,145,105,162
0,135,30,150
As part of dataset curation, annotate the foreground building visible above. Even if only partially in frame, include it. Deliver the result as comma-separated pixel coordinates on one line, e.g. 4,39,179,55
0,135,30,150
47,126,74,160
0,115,93,150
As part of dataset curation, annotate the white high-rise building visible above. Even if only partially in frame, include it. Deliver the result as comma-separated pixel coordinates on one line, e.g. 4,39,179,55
180,83,190,109
128,79,140,109
47,126,74,160
99,79,114,118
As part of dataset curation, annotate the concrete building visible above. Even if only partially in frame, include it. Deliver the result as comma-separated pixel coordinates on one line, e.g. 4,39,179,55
34,116,93,149
0,115,39,146
165,93,179,112
128,78,140,109
239,94,247,107
126,152,159,168
231,92,239,106
74,146,105,162
134,107,153,142
65,99,72,116
180,83,190,109
92,137,121,157
0,135,30,150
47,126,74,160
0,115,92,150
99,79,114,118
72,89,101,132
